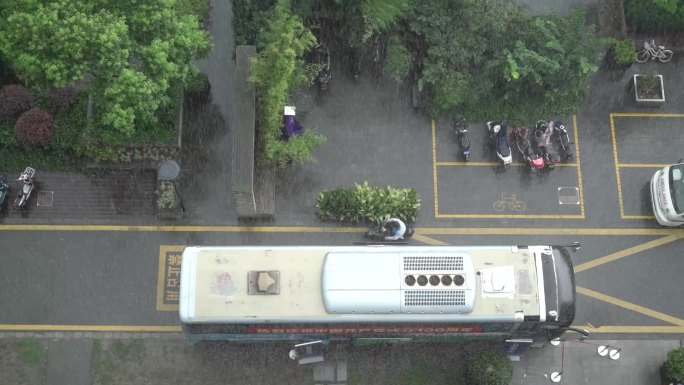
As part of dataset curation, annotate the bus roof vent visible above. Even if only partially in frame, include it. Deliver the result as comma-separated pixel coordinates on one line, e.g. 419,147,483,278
403,255,464,271
248,270,280,295
401,290,471,313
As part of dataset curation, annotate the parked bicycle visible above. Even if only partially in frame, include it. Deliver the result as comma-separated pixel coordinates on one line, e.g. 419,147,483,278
636,40,673,63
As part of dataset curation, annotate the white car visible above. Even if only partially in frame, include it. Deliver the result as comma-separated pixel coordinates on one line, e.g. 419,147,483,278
651,163,684,226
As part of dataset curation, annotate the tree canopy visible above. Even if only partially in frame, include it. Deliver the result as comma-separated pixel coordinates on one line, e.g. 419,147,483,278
411,0,602,125
0,0,211,142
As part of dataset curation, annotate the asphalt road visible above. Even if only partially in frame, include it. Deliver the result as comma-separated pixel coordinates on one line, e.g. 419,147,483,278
1,228,683,340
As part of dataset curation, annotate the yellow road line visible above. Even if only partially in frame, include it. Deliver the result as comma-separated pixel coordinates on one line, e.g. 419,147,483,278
576,286,684,326
618,163,669,168
573,116,585,218
0,324,182,332
609,114,625,218
623,214,656,219
412,234,448,245
575,233,683,273
582,325,684,333
435,161,577,167
432,119,439,217
416,227,680,235
436,214,584,219
0,225,367,232
611,113,684,118
1,224,681,235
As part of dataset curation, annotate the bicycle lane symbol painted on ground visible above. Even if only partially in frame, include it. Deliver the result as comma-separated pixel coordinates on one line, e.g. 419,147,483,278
492,193,526,212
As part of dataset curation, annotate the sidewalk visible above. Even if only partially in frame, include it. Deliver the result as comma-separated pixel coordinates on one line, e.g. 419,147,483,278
0,334,680,385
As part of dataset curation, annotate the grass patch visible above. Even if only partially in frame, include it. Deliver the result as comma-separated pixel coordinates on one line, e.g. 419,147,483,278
93,339,146,385
18,338,46,366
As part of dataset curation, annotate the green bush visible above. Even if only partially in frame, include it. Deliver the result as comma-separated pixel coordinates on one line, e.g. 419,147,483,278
466,350,513,385
250,0,326,168
610,39,637,66
185,68,210,92
384,36,412,84
625,0,684,31
315,181,420,223
666,347,684,381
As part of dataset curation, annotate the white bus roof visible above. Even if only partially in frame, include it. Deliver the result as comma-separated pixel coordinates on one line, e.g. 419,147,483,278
179,245,548,324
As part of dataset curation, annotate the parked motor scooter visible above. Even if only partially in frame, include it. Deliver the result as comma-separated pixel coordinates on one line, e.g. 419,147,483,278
534,121,560,169
486,121,513,169
314,43,331,92
365,221,415,242
0,176,10,216
510,127,545,174
12,167,37,213
453,118,471,161
552,120,573,161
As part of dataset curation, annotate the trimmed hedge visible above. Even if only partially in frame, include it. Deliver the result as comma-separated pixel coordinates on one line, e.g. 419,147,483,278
466,350,513,385
315,182,420,224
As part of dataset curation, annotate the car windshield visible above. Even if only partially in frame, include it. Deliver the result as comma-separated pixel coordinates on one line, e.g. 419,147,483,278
668,165,684,214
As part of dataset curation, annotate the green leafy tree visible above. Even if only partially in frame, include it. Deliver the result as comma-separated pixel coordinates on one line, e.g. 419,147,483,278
250,0,325,167
384,36,412,84
412,1,602,125
0,0,211,147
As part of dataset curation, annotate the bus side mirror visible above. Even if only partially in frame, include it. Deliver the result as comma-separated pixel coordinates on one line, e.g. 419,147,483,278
570,241,581,252
563,327,590,341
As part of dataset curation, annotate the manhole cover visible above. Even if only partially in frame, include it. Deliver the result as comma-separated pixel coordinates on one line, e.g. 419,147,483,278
558,187,579,205
37,191,54,206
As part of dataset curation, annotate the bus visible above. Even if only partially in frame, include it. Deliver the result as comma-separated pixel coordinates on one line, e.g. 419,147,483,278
179,244,584,347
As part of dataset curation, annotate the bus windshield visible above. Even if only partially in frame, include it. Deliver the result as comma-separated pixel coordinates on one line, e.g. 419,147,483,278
669,164,684,214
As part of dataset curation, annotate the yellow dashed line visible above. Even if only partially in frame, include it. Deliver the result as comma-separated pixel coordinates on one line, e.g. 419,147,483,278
577,286,684,326
415,227,680,235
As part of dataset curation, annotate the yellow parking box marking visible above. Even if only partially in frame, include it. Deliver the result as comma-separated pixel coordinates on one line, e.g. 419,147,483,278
577,286,684,326
0,324,182,332
611,113,684,118
573,116,585,218
619,163,669,168
610,113,684,219
432,120,439,217
433,116,583,219
575,234,683,273
156,245,185,311
609,114,625,218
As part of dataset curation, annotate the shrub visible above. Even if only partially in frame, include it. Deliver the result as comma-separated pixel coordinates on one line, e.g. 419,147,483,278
466,350,513,385
666,347,684,382
14,107,55,149
185,69,210,92
315,181,420,223
609,39,637,66
625,0,684,32
157,181,180,209
384,36,412,84
0,84,35,122
43,86,80,116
